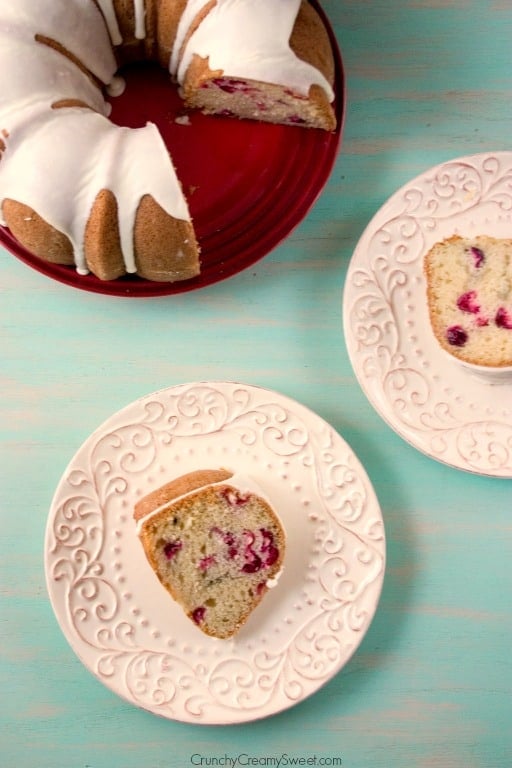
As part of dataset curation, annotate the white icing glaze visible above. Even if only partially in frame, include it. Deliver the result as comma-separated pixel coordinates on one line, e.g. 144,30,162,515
265,569,283,589
135,472,275,535
169,0,210,76
95,0,123,46
0,0,191,276
93,0,146,45
0,0,117,85
173,0,334,102
106,76,127,98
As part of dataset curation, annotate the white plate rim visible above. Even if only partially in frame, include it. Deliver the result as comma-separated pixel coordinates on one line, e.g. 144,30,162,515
343,150,512,478
44,380,386,724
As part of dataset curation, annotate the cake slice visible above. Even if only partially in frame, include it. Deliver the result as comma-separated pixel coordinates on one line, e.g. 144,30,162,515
134,469,285,638
174,0,337,131
424,235,512,367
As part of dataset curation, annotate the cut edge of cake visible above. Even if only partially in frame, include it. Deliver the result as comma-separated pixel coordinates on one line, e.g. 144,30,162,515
424,234,512,372
134,469,286,639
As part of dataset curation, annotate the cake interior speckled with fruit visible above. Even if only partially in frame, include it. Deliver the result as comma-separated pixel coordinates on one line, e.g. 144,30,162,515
134,469,285,638
424,235,512,367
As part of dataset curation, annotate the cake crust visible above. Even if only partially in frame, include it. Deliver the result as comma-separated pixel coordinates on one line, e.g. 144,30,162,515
134,468,232,522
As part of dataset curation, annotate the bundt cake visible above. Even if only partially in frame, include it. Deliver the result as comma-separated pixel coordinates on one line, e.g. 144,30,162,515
424,235,512,367
0,0,336,283
134,469,286,638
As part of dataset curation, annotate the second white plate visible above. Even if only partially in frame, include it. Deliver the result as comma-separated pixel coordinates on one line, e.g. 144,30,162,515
343,151,512,477
45,381,385,724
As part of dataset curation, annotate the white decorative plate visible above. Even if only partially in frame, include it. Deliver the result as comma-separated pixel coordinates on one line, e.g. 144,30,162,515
343,151,512,477
45,381,385,724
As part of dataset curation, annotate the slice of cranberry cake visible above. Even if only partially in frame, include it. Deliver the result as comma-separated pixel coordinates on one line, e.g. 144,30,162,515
178,0,337,131
424,235,512,367
134,470,285,639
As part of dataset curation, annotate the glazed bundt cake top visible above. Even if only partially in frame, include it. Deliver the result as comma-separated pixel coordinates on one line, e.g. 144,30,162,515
0,0,192,276
0,0,337,283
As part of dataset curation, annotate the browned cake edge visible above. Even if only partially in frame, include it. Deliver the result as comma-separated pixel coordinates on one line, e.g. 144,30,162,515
133,468,233,522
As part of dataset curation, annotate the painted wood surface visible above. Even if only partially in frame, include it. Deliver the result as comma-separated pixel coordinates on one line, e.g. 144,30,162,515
1,1,511,766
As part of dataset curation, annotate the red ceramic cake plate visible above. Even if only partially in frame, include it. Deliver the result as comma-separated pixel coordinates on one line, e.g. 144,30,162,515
0,2,345,297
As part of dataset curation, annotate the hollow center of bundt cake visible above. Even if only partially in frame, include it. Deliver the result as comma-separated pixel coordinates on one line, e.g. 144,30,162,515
105,61,290,240
108,62,185,129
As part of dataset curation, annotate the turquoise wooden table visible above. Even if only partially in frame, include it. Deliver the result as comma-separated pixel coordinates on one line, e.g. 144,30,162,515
2,1,511,766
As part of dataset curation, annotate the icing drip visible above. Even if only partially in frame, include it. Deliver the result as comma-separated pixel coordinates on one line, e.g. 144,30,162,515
95,0,123,46
95,0,146,44
107,76,127,98
173,0,334,101
133,0,146,40
0,112,189,274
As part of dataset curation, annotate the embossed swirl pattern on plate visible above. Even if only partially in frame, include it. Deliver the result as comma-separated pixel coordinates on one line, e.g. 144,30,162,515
45,382,385,724
344,152,512,477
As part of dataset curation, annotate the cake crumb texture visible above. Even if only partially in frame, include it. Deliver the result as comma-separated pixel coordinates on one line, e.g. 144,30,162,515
424,235,512,367
135,471,286,639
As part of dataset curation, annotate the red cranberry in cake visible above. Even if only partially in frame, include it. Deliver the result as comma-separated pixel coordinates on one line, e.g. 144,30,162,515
198,554,216,571
211,527,239,558
134,470,285,639
261,528,280,566
191,606,206,625
210,526,279,574
210,78,256,95
163,539,182,559
220,487,250,507
456,290,480,314
495,307,512,329
467,246,485,268
446,325,468,347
